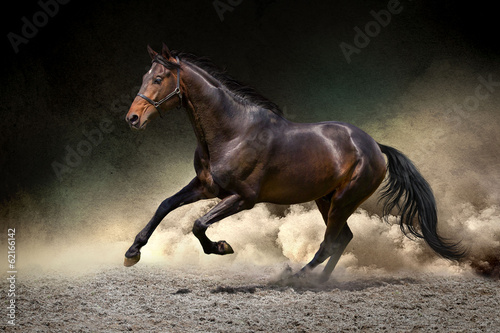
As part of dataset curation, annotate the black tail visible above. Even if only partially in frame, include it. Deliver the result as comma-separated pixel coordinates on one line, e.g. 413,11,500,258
378,143,466,260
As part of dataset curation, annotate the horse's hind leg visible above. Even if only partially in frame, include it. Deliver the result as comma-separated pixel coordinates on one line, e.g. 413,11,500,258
299,201,357,277
319,223,353,282
315,195,331,224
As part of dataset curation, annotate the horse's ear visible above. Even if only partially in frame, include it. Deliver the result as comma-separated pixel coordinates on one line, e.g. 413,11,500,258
161,42,172,58
147,45,158,60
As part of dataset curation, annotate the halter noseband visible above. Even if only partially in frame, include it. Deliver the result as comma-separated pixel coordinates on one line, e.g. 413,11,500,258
137,56,182,118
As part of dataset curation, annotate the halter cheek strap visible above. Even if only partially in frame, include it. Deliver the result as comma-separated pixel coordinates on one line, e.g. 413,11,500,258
137,56,182,118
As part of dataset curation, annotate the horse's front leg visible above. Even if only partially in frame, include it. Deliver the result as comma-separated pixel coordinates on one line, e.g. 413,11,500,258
124,177,209,266
192,194,253,255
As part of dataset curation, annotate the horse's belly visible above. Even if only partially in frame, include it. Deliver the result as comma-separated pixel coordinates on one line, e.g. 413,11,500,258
258,181,337,205
258,151,347,204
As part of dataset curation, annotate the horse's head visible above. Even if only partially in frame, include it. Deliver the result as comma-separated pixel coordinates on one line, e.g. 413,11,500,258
126,43,182,130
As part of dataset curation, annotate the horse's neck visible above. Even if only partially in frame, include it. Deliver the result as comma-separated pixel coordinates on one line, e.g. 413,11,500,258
182,64,251,158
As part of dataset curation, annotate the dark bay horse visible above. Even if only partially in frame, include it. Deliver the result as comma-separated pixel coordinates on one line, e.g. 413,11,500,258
124,44,465,282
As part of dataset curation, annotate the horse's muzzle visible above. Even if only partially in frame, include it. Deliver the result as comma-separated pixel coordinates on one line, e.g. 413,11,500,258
126,113,140,126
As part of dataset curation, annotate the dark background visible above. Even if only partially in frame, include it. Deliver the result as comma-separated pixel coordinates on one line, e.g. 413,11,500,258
1,0,499,240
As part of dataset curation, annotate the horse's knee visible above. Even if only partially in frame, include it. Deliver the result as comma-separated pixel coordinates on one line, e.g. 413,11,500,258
158,198,170,211
334,224,353,244
339,226,353,246
192,219,206,236
155,198,174,217
313,242,334,264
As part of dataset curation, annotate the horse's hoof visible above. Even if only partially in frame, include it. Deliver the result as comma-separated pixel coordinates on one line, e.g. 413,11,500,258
217,241,234,255
292,271,308,280
317,273,331,284
124,254,141,267
280,265,293,279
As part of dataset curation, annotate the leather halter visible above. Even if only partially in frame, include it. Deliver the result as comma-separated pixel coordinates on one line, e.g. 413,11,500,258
137,56,182,118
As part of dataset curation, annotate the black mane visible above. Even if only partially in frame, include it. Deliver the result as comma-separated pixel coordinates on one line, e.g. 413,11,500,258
157,51,283,116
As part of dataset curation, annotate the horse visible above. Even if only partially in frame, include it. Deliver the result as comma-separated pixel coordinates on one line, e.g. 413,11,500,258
123,43,465,282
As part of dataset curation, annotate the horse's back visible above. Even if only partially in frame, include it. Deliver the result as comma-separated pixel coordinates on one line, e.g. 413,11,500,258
286,120,383,164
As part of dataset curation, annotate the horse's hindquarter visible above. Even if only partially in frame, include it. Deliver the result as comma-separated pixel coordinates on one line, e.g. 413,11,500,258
258,121,375,204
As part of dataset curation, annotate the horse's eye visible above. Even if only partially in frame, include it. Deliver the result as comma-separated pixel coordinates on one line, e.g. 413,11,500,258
154,77,162,84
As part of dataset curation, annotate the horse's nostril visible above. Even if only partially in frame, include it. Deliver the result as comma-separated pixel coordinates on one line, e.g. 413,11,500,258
129,114,139,124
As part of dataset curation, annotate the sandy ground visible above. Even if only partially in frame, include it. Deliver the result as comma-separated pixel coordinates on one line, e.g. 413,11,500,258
2,263,499,332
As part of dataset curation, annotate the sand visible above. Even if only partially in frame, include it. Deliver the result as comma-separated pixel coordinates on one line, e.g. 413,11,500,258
3,263,499,332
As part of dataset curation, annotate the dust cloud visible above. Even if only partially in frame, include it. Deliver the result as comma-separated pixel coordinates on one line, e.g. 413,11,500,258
6,197,496,279
2,59,499,279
